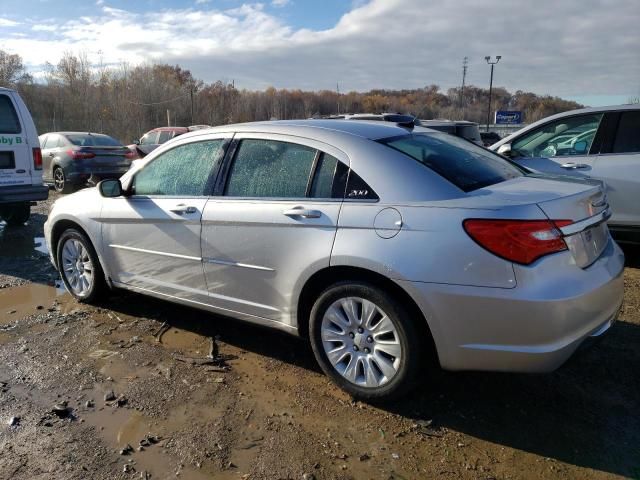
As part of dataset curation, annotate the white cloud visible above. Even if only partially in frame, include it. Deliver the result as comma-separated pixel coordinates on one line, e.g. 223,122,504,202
195,0,211,4
1,0,638,98
0,18,20,27
271,0,291,7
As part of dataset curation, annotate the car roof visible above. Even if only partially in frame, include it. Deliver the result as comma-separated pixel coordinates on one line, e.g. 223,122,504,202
420,119,478,126
0,87,16,93
41,132,114,136
492,104,640,148
192,119,423,141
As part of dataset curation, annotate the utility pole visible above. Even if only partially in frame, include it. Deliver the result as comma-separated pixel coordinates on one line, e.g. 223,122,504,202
485,55,501,132
190,86,194,125
460,56,468,118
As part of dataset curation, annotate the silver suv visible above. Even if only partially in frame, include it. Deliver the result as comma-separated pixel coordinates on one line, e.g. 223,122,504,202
491,105,640,244
45,120,623,400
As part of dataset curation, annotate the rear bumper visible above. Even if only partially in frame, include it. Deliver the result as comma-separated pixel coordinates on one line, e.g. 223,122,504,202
0,184,49,204
399,238,625,372
67,167,129,184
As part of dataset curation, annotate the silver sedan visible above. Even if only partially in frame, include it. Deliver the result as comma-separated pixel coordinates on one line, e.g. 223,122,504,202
44,120,624,400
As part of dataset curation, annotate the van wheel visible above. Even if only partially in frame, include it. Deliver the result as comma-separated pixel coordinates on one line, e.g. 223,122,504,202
2,203,30,226
53,167,74,194
56,228,106,302
309,281,421,401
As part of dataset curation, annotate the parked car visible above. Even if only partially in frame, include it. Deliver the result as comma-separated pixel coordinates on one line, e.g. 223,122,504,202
39,132,133,193
490,104,640,244
129,125,211,159
45,120,623,400
480,131,501,147
420,120,483,146
0,87,48,226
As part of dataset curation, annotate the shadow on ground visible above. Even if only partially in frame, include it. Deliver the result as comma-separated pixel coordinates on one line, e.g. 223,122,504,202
100,281,640,478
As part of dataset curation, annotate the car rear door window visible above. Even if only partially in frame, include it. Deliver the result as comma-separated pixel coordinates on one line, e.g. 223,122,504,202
0,95,21,133
225,139,317,198
133,140,225,196
612,111,640,154
380,132,522,192
511,114,603,157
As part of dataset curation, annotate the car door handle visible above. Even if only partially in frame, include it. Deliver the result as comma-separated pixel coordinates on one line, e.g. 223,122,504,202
48,153,55,157
283,207,322,219
561,162,589,169
170,204,197,215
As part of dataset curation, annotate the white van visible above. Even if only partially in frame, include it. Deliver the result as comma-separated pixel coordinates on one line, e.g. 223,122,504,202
0,87,48,225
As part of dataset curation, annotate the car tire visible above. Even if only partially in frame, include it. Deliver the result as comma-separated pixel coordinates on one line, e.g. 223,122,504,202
53,167,74,194
2,203,30,226
56,228,106,302
309,281,422,401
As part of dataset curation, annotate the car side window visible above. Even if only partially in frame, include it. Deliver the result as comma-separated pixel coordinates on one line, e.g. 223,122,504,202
225,139,317,198
132,140,225,196
39,135,49,149
47,135,60,149
140,132,158,145
511,114,603,158
0,95,21,134
157,130,172,144
612,111,640,154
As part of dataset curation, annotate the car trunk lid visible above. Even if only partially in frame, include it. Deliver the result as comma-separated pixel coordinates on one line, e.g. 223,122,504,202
471,175,610,268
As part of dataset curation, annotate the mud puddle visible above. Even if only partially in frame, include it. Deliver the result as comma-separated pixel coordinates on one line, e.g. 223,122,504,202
0,281,68,321
82,407,215,480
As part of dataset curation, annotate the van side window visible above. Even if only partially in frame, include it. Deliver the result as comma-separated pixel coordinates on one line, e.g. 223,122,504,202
0,95,21,134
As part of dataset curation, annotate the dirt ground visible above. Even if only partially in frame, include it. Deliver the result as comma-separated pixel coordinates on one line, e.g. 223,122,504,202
0,191,638,480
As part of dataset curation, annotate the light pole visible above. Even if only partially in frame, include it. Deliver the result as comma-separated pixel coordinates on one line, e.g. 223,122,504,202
485,55,501,132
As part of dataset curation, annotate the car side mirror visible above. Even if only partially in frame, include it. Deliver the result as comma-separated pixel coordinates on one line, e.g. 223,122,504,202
133,140,140,145
573,140,588,154
497,143,514,157
98,179,124,198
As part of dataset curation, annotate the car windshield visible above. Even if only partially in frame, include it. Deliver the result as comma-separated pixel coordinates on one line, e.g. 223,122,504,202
379,133,523,192
65,134,122,147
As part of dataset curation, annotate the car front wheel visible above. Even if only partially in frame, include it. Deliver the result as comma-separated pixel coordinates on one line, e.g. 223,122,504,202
309,282,422,401
56,228,106,302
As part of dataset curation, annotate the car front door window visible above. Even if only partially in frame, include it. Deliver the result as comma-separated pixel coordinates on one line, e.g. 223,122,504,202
512,114,604,158
133,140,225,196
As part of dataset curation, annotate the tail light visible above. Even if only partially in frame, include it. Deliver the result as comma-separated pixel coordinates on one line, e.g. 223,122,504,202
33,147,42,170
463,219,573,265
68,149,96,160
124,149,137,160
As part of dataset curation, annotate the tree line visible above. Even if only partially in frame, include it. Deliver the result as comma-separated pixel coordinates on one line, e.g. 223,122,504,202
1,50,586,144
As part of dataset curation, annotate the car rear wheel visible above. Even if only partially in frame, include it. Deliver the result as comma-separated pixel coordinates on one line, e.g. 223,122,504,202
309,282,421,401
53,167,74,194
2,203,30,226
57,228,106,302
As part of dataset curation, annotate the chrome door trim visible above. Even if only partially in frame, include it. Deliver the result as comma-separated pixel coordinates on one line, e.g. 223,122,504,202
109,244,202,262
203,257,275,272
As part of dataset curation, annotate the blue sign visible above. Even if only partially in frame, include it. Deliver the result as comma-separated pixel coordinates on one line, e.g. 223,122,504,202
495,111,523,124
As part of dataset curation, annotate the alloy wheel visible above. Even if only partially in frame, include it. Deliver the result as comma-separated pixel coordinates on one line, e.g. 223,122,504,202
61,238,94,297
320,296,402,388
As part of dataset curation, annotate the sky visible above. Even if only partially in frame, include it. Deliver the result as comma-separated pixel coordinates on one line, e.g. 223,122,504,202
0,0,639,106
